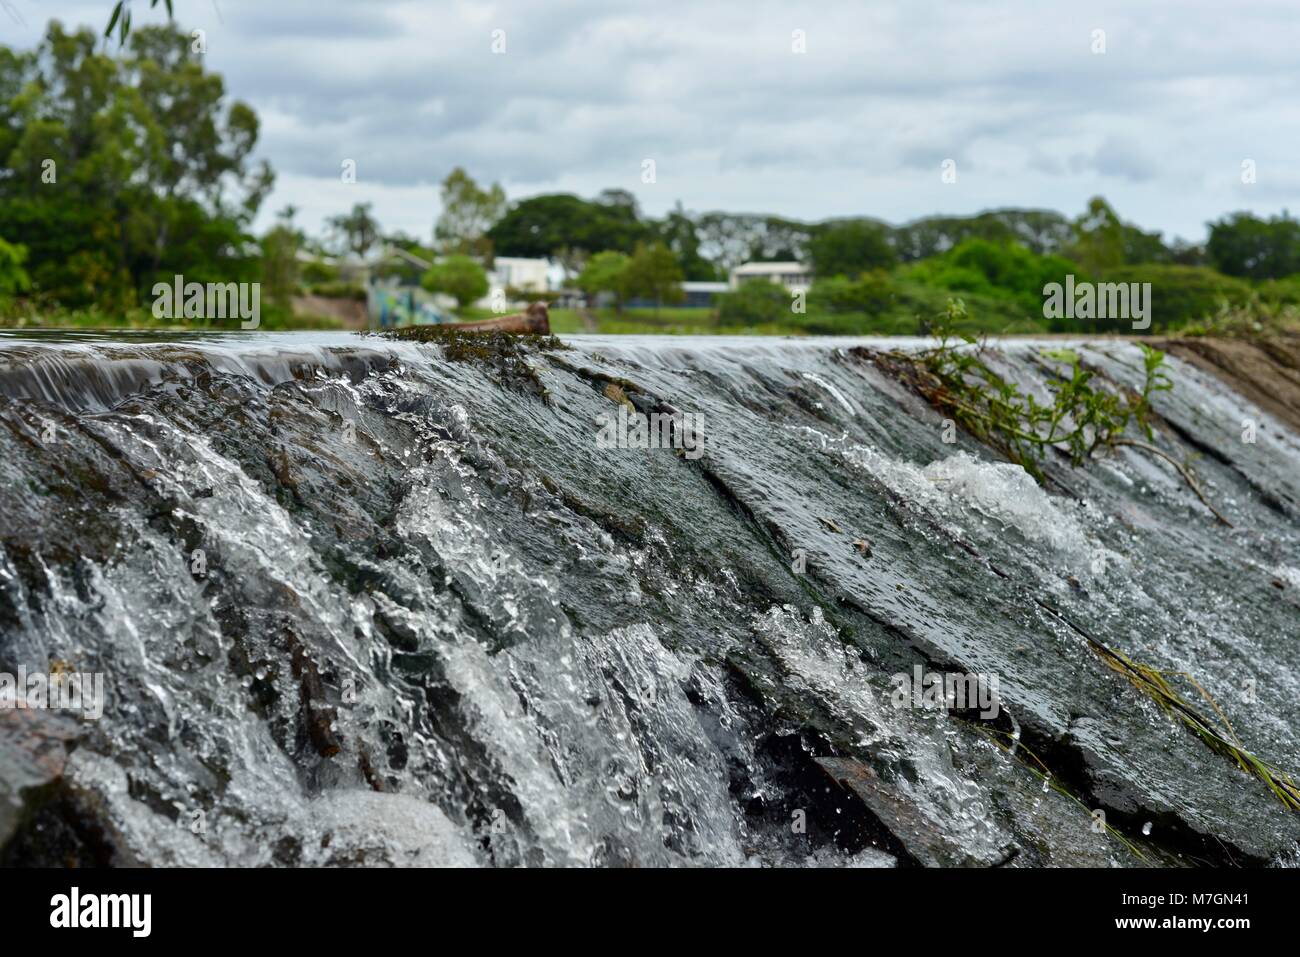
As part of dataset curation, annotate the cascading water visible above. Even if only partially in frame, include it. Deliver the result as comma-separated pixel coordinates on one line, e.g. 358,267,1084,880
1,329,1298,867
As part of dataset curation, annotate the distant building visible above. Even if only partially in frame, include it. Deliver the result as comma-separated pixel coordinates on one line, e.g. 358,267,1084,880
730,261,812,292
624,280,728,310
680,281,729,307
367,281,448,328
480,256,552,310
352,245,448,327
490,257,550,293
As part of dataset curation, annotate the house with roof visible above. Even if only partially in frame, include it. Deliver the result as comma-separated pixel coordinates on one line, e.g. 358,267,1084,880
680,281,729,307
729,261,813,292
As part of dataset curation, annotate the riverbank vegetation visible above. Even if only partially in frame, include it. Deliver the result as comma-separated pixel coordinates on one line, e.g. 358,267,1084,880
6,20,1300,339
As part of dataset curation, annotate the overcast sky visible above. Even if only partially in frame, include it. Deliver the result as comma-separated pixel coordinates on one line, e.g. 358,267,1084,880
5,1,1298,244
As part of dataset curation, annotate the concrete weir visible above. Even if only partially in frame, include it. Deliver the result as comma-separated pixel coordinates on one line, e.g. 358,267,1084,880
1,330,1298,867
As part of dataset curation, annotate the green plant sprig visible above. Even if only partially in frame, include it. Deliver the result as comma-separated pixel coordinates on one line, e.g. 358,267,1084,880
889,298,1227,524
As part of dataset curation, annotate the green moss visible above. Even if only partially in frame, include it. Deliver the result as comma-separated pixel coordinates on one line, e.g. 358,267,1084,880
874,299,1168,480
373,326,567,399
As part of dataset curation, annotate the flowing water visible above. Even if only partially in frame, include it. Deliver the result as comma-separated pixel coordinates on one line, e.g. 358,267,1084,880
0,330,1298,867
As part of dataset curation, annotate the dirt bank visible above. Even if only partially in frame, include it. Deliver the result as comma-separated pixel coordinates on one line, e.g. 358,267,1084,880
292,294,368,329
1156,335,1300,435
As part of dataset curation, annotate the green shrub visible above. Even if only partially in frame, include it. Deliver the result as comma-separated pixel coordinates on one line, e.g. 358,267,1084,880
307,280,366,301
889,279,1045,333
575,250,631,309
718,266,1049,335
421,255,489,309
0,238,31,300
716,280,791,325
1253,275,1300,306
808,271,894,314
301,260,340,284
899,238,1077,315
1102,264,1250,331
807,220,896,276
505,286,562,305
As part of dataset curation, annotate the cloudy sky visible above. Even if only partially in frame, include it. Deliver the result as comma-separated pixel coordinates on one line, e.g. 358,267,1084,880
4,0,1297,243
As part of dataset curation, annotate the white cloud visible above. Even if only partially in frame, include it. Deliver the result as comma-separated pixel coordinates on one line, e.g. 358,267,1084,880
9,0,1300,242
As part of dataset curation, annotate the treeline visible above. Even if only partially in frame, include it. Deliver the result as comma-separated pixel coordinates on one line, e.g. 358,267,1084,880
4,20,1300,334
481,187,1300,332
482,189,1285,280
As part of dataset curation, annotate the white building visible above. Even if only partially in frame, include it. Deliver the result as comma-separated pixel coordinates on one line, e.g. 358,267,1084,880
729,261,812,292
490,257,550,293
478,256,552,310
680,281,730,307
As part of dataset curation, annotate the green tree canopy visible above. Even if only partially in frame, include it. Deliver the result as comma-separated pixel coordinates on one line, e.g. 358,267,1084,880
623,241,684,316
1065,197,1171,275
892,209,1074,261
1206,211,1300,280
328,202,381,259
575,250,631,311
808,219,896,277
488,193,650,260
421,254,488,309
654,202,719,280
0,238,30,299
694,212,813,273
0,21,272,308
434,167,505,260
901,238,1078,312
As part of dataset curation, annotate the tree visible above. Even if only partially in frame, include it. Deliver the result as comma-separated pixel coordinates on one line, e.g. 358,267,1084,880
421,255,488,310
552,245,588,281
1066,197,1127,275
1100,264,1249,331
260,225,299,311
105,0,173,45
694,212,763,274
0,238,30,300
751,216,815,262
654,202,719,280
695,212,814,274
808,220,896,277
328,203,381,259
576,251,631,311
717,279,789,326
595,189,640,218
434,167,506,260
1062,198,1173,273
0,22,271,309
902,238,1078,314
1207,212,1300,280
1168,238,1207,267
623,242,684,317
892,209,1075,261
488,193,650,261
